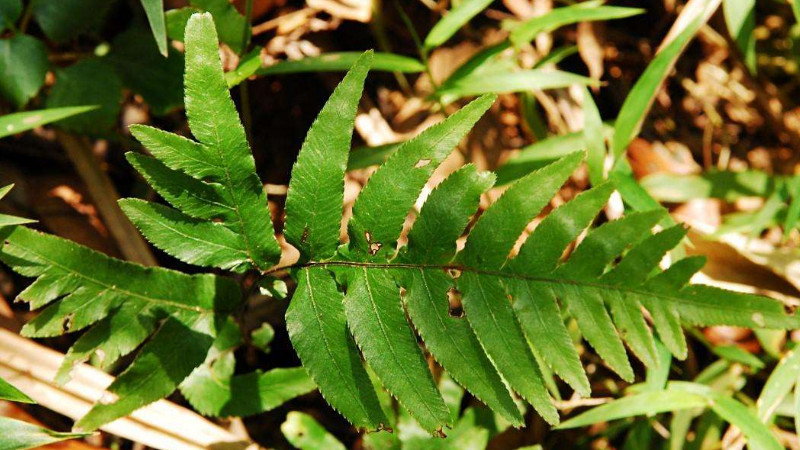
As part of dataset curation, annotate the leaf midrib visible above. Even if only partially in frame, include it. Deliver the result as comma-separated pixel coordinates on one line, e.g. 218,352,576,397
267,260,734,313
8,240,213,314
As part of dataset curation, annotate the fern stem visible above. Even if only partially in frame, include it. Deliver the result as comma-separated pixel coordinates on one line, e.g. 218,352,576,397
262,260,680,301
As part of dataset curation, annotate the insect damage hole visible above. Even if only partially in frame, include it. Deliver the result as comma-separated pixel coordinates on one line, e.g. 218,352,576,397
447,288,464,318
414,159,431,168
364,230,382,255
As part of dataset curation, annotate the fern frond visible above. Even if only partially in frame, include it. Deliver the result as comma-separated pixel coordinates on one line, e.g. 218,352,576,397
280,56,800,433
122,11,280,272
4,11,799,438
0,226,239,430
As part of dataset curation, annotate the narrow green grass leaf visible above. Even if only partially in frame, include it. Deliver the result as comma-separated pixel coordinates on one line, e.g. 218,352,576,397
556,390,708,429
495,125,614,186
612,14,706,157
749,191,783,238
348,95,494,260
583,88,606,185
285,52,372,260
757,349,800,421
344,267,450,433
0,107,97,138
438,43,512,96
424,0,493,48
641,170,777,202
509,1,644,47
347,142,402,170
248,52,424,79
436,70,597,101
459,272,558,424
140,0,168,57
783,178,800,240
795,372,800,440
723,0,756,72
286,267,387,430
672,382,782,450
0,417,90,450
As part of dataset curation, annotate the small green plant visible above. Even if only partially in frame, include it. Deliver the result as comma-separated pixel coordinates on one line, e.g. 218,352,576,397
2,11,800,447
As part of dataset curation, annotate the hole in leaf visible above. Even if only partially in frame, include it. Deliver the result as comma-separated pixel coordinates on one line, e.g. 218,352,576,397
62,313,75,333
414,159,431,168
211,217,224,224
365,230,382,255
785,304,797,315
448,288,463,318
447,268,462,279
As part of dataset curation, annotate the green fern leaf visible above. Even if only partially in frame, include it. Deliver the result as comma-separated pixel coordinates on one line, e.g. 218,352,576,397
0,227,239,429
273,51,800,430
287,266,388,430
284,51,372,261
347,94,495,260
127,12,280,272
